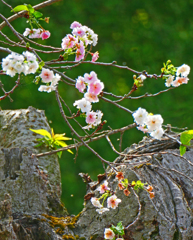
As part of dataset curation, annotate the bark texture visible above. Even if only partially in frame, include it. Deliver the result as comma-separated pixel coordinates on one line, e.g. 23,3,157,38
0,107,193,240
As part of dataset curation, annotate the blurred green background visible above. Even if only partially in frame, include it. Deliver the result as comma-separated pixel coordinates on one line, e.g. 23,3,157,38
1,0,193,214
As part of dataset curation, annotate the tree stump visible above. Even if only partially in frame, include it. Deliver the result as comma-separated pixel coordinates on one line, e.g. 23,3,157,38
0,107,193,240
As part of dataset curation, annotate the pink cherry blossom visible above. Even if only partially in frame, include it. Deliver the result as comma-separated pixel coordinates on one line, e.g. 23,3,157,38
88,80,104,95
40,68,54,83
107,195,122,209
91,51,99,62
75,76,86,92
137,125,148,133
70,21,82,29
84,92,99,103
41,30,51,40
97,180,110,194
61,34,77,50
84,71,98,84
171,77,189,87
72,26,86,37
28,29,42,39
86,111,97,124
75,48,85,61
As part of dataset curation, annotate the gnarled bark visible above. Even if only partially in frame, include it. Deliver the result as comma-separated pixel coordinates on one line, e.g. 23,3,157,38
0,107,193,240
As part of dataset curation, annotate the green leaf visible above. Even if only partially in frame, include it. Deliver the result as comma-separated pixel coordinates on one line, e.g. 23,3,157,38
57,151,62,158
180,130,193,144
12,5,29,12
110,222,124,236
33,11,43,18
27,4,34,14
180,145,186,156
30,128,51,139
180,130,193,155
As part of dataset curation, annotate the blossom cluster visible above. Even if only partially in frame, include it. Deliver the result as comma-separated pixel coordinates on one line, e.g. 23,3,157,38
73,71,104,129
1,51,39,77
38,68,61,93
132,107,164,140
23,28,51,40
91,180,122,214
165,64,190,87
61,21,99,62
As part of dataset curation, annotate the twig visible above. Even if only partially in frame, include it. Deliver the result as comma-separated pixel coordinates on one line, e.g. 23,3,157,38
125,188,142,229
0,76,20,101
0,0,64,30
32,123,137,158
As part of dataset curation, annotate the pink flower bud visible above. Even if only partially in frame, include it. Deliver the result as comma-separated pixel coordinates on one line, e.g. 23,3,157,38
41,30,51,40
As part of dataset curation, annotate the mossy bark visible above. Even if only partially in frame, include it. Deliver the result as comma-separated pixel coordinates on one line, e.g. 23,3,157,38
0,107,193,240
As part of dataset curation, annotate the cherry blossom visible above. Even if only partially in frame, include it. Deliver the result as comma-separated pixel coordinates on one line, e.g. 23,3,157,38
75,76,86,93
41,30,51,40
61,34,77,50
88,80,104,95
97,180,110,194
23,51,37,62
72,26,86,37
137,125,148,133
172,77,189,87
165,75,174,87
86,111,97,124
118,182,125,190
93,110,103,126
124,189,130,196
27,61,39,74
176,64,190,77
132,107,148,125
70,21,82,29
84,71,98,84
104,228,115,239
38,85,56,93
91,51,99,62
90,197,103,208
146,114,163,132
116,172,124,181
84,92,99,103
40,68,54,83
73,98,92,113
96,207,109,214
150,127,164,140
107,195,122,209
1,51,39,77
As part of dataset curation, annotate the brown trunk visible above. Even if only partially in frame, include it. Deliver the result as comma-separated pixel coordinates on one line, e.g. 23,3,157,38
0,107,192,240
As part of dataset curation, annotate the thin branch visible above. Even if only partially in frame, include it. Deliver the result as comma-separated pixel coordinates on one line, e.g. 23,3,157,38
0,76,20,101
0,0,64,30
54,88,113,166
0,46,12,53
0,14,23,41
125,188,142,229
32,123,137,158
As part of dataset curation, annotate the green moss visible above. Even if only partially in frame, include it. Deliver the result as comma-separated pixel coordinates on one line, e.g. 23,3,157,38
42,211,82,238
